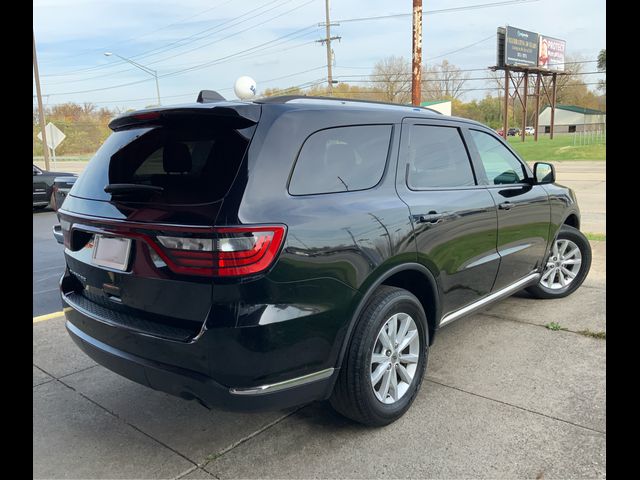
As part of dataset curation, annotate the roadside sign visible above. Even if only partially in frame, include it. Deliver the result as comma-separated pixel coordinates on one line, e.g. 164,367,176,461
37,122,65,167
37,122,66,150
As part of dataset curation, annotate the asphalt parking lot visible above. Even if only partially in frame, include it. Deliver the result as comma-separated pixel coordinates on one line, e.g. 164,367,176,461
33,161,605,479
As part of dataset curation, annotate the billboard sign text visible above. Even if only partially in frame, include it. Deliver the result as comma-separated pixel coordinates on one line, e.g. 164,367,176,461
505,26,539,67
538,35,566,71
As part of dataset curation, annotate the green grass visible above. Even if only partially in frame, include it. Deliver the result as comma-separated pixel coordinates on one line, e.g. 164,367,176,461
507,134,606,161
545,322,567,331
577,329,606,340
545,323,606,339
585,233,606,241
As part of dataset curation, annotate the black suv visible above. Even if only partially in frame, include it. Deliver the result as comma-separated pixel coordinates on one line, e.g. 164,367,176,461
58,95,591,426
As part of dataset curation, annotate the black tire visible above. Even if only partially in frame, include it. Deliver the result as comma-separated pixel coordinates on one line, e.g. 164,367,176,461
329,286,429,427
526,224,592,299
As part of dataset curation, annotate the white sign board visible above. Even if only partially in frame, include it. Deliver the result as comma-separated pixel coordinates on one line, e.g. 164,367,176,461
37,122,66,151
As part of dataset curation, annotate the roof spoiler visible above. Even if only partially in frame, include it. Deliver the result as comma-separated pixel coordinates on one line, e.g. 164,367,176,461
108,105,260,130
197,90,226,103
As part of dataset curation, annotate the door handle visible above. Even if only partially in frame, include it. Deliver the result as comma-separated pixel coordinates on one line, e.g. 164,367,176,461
413,211,445,224
498,202,514,210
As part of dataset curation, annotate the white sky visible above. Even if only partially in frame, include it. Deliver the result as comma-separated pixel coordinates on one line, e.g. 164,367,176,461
33,0,606,110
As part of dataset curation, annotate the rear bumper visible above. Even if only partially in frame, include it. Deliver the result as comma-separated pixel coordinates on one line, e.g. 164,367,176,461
63,304,339,412
53,225,64,244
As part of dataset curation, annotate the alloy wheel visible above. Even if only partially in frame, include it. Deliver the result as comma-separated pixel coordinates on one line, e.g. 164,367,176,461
370,312,420,404
540,238,582,289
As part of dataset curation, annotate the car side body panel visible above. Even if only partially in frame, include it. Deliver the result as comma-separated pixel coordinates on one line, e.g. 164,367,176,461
56,100,582,411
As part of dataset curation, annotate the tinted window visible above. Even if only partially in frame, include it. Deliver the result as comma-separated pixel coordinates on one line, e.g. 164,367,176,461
469,130,527,185
70,118,255,204
406,125,475,189
289,125,392,195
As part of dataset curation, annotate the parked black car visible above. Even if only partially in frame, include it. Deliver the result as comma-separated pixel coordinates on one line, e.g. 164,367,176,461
33,164,77,210
58,95,591,426
507,127,520,136
51,176,78,211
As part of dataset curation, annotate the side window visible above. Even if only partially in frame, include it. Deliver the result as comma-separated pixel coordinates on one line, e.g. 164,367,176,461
289,125,392,195
469,130,527,185
406,125,475,189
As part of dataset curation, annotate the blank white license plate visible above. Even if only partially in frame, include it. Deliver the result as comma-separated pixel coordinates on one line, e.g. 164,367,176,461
91,235,132,271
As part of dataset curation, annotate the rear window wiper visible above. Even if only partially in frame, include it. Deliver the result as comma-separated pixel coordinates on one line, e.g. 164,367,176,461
104,184,164,195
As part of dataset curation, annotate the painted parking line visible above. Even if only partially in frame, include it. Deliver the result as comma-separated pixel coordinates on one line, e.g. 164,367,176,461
33,308,70,324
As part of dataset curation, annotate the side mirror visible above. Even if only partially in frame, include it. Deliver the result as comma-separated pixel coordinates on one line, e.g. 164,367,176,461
534,162,555,184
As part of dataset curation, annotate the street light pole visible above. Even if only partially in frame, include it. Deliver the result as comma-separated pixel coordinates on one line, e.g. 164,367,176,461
104,52,161,106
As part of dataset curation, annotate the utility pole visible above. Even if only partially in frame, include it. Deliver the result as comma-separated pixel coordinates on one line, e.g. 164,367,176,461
317,0,341,94
33,30,50,171
411,0,423,106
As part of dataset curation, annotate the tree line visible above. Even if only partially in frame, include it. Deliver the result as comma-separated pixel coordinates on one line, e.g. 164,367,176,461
34,53,605,156
265,54,606,130
33,103,119,156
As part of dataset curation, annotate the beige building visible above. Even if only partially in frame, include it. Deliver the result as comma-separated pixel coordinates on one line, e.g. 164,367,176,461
538,105,606,133
420,100,452,116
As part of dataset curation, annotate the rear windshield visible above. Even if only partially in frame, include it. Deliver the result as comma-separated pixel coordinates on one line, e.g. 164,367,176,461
70,118,255,205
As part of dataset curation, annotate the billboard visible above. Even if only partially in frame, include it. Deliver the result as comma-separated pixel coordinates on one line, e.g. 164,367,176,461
504,26,539,67
538,35,566,71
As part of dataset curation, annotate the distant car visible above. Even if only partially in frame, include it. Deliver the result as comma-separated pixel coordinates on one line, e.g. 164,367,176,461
525,126,535,136
33,164,77,210
507,128,520,137
52,176,78,211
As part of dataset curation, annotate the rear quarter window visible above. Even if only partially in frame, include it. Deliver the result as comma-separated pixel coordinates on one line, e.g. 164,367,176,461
288,125,392,195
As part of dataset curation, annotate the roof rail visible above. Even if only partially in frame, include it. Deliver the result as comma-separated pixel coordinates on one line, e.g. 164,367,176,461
197,90,226,103
254,94,442,113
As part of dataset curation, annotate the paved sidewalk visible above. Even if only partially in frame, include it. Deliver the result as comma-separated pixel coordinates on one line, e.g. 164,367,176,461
33,241,606,479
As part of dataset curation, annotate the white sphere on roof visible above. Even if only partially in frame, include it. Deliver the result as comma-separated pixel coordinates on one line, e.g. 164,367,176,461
234,76,257,100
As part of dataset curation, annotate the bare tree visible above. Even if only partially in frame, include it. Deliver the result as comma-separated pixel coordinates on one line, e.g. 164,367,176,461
597,49,606,93
82,102,96,116
370,55,411,104
422,60,470,100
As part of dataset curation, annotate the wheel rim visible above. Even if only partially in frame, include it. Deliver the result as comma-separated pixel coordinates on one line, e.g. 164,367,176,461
540,238,582,290
370,312,420,404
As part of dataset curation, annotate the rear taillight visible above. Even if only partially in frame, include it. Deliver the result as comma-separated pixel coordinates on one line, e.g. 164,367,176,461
147,225,286,277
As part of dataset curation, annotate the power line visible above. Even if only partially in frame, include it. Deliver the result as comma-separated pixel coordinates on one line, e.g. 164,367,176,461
160,25,319,78
38,0,236,66
304,81,603,95
427,34,494,62
35,66,328,106
35,79,604,110
40,0,300,77
42,27,319,87
142,1,317,68
41,28,320,96
339,60,599,75
335,0,539,23
334,71,605,83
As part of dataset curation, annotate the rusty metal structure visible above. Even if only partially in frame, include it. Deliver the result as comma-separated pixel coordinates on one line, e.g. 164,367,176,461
411,0,423,106
490,65,566,142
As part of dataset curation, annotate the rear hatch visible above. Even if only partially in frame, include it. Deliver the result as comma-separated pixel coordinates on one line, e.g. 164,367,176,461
59,103,261,341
